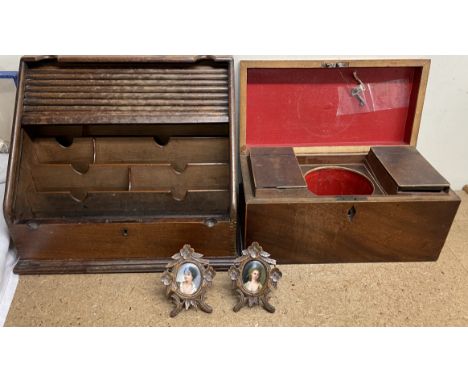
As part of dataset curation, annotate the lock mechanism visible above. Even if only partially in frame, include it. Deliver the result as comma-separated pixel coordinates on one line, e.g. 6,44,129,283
321,61,349,68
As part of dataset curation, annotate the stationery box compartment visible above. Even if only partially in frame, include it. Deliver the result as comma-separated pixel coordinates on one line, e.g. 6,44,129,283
239,59,460,264
4,56,237,274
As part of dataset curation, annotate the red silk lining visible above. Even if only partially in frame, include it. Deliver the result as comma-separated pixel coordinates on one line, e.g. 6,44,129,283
246,67,421,147
305,168,374,196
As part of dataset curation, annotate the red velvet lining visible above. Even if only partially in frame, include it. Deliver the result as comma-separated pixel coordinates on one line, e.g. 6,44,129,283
305,168,374,196
246,67,422,147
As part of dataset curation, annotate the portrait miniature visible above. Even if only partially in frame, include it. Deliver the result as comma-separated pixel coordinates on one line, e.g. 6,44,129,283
161,244,216,317
229,242,282,313
176,263,201,296
242,261,267,294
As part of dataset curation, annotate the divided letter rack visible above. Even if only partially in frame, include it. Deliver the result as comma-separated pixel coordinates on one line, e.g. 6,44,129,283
4,55,237,274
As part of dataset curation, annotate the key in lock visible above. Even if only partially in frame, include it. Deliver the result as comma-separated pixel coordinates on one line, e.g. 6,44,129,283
351,71,366,107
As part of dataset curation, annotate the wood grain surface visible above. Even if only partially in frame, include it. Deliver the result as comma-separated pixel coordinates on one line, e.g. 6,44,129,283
5,191,468,327
5,56,238,273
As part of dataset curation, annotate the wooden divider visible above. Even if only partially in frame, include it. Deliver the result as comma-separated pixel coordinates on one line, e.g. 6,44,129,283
23,134,231,219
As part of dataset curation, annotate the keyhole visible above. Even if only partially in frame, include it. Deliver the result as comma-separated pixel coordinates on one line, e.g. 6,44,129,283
347,206,356,222
122,228,129,237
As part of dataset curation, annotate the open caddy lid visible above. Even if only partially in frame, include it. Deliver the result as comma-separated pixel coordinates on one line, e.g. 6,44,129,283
239,59,430,154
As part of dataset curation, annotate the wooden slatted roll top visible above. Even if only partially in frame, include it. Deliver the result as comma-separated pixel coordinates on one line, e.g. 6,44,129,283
21,57,230,125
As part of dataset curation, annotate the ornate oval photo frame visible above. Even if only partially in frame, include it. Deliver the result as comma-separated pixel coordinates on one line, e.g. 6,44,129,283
161,244,216,317
228,242,282,313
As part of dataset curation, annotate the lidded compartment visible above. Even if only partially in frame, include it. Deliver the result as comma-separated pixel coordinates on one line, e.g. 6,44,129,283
6,56,236,223
239,59,460,265
240,59,451,197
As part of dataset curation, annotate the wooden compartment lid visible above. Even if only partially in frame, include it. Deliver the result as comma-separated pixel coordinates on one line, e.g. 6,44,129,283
249,147,307,196
19,55,232,125
240,59,430,154
367,146,450,193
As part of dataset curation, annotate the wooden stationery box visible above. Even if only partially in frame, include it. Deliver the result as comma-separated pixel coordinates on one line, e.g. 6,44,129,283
4,55,237,274
239,59,460,264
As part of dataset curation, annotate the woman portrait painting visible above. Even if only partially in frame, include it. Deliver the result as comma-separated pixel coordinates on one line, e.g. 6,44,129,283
242,261,266,294
176,263,201,296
